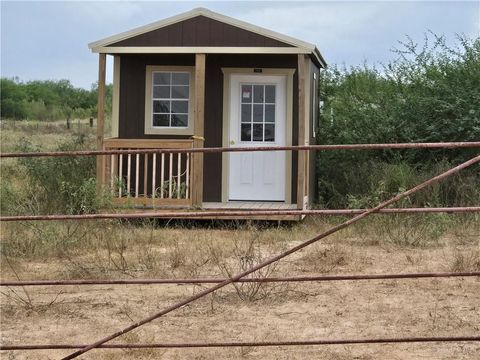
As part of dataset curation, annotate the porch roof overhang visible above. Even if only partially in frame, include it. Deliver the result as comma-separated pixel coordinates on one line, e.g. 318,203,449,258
88,7,327,68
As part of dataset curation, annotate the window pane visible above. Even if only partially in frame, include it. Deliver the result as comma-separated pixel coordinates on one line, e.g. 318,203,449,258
172,72,189,85
253,124,263,141
253,85,264,103
150,70,192,130
153,86,170,98
253,104,263,123
241,85,252,103
153,100,170,113
171,114,188,127
241,124,251,141
171,100,188,114
171,86,189,99
265,85,276,103
264,124,275,141
153,114,169,127
153,72,170,85
265,104,275,123
241,104,251,123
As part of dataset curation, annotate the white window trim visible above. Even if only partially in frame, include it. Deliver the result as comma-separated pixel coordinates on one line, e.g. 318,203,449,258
144,65,195,135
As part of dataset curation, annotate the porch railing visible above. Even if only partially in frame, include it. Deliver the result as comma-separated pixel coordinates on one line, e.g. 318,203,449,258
102,139,193,207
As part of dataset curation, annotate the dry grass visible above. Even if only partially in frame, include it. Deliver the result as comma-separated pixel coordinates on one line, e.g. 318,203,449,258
1,218,479,359
0,119,97,152
450,248,480,272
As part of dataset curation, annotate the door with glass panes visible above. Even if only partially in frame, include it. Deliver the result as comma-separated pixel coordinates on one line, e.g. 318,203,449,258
228,74,286,201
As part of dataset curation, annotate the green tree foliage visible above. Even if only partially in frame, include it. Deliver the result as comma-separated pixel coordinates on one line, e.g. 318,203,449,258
0,78,112,121
317,33,480,207
0,78,29,119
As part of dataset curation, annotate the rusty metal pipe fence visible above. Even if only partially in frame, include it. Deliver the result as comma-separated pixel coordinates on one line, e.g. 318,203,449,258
2,336,480,351
63,154,480,359
1,206,479,222
1,141,479,158
1,271,479,287
0,142,479,358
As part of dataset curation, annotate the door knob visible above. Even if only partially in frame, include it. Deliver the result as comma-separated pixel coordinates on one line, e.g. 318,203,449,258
230,140,235,145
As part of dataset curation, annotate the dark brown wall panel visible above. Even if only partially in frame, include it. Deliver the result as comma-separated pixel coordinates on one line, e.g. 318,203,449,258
109,16,293,48
167,22,183,45
118,54,195,139
195,16,210,46
118,53,298,202
209,19,224,46
181,18,197,46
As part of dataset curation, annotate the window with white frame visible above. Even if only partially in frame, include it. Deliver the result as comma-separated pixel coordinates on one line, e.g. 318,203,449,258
144,66,194,135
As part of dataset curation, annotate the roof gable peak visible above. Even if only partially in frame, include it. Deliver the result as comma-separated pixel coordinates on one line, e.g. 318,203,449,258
88,7,315,51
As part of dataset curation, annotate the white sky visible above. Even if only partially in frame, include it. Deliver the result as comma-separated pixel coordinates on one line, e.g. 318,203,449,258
1,1,479,89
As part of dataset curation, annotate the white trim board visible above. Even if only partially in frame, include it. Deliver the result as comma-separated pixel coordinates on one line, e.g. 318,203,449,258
93,47,311,55
88,8,326,67
111,55,120,138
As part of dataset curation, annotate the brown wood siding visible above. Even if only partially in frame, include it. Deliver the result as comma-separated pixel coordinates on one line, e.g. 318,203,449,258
109,16,294,48
117,53,298,203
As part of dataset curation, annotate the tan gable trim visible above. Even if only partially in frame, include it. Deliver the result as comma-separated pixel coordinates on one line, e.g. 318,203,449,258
92,46,312,55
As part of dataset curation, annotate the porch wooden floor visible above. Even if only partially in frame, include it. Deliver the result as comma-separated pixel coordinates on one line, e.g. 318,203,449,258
203,202,297,210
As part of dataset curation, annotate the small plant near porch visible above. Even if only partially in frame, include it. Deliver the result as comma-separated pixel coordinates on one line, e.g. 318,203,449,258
156,180,188,200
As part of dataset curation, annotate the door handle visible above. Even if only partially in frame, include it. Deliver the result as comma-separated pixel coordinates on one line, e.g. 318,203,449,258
230,140,235,145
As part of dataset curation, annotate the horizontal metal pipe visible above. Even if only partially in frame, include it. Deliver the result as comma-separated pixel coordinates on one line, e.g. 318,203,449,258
1,142,479,158
2,336,479,350
1,272,478,287
1,207,479,222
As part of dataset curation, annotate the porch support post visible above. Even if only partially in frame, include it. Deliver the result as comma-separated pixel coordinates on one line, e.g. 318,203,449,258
192,53,206,207
297,54,307,210
96,53,107,194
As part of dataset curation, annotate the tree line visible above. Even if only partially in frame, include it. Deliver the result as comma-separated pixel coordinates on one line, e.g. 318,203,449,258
0,78,112,121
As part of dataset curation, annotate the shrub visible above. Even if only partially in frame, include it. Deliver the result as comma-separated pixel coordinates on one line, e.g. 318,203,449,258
16,134,104,214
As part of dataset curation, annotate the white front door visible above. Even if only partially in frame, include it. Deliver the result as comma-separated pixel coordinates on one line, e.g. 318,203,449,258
228,74,287,201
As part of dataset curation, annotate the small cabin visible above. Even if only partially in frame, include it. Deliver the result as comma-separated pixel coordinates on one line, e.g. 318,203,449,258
89,8,326,220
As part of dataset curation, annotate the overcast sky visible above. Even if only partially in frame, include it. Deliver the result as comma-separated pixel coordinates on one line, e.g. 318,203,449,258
1,1,479,89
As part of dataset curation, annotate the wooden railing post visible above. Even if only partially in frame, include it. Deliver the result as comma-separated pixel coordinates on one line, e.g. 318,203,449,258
192,53,206,207
297,54,307,210
96,53,107,194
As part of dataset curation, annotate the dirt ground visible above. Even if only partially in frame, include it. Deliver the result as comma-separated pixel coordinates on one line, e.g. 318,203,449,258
1,218,479,360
